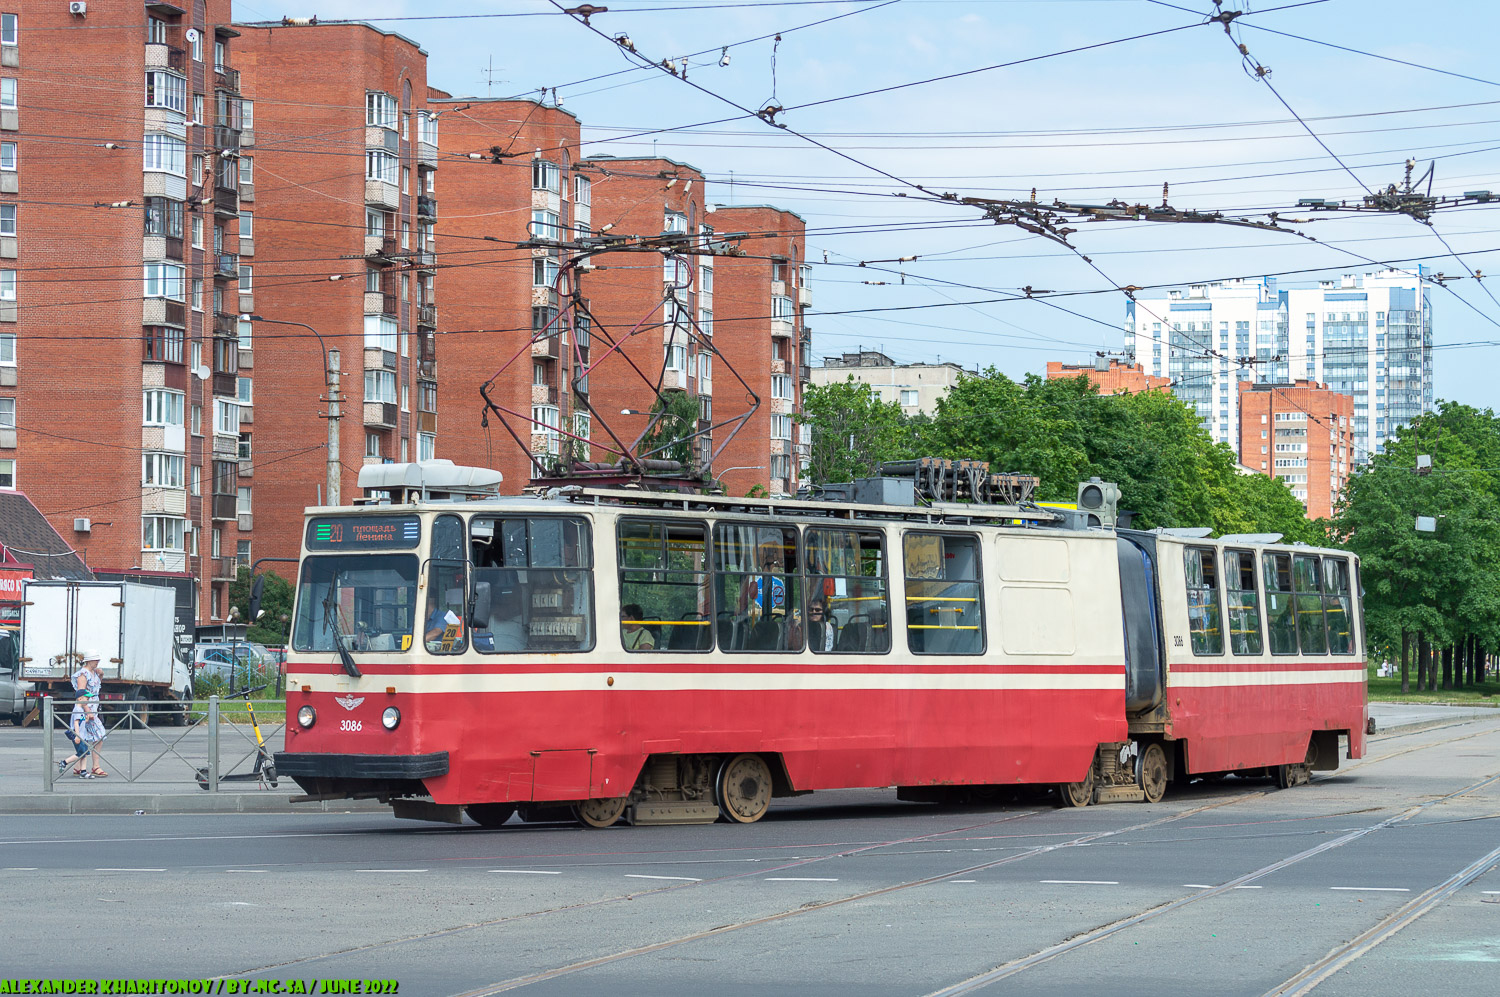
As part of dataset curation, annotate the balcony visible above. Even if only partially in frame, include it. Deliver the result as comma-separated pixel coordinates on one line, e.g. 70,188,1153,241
366,235,399,261
418,303,437,329
144,42,187,71
213,185,239,217
364,402,398,428
212,555,238,580
211,494,238,521
414,249,436,270
798,286,812,307
213,125,241,152
771,318,794,339
143,298,187,327
417,142,438,168
213,372,236,398
214,253,238,279
417,195,437,219
531,384,559,406
800,364,812,384
531,336,561,360
365,180,400,211
214,65,240,94
417,411,436,434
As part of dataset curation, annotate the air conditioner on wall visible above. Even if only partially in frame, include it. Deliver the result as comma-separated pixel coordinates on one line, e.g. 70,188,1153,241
73,518,91,533
68,2,87,15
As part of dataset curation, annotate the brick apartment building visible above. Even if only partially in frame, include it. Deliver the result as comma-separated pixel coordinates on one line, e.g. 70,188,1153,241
424,94,584,488
1044,359,1170,396
711,206,810,498
1,2,251,624
235,22,434,569
1237,380,1356,519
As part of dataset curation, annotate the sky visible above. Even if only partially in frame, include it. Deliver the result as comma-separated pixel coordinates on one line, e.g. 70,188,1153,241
232,0,1500,409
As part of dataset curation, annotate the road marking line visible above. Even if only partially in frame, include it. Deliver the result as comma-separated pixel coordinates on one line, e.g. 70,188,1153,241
1330,886,1410,892
765,877,838,882
490,869,561,875
951,880,977,884
355,869,427,873
625,874,701,882
95,868,165,872
224,869,268,873
3,867,38,871
1041,880,1118,885
1184,884,1215,888
1233,885,1263,890
1484,891,1500,895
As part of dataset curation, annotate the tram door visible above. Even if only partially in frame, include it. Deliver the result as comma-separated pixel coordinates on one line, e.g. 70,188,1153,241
1116,537,1164,714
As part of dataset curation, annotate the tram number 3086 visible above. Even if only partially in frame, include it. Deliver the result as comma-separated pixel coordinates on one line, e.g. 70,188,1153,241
340,719,363,731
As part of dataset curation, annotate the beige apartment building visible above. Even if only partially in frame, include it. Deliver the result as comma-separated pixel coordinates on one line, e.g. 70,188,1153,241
810,351,965,417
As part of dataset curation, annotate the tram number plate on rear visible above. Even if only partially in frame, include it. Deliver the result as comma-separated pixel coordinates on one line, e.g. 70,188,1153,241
529,616,582,637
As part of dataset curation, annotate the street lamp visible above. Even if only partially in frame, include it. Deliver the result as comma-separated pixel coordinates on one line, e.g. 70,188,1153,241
713,465,765,487
240,313,343,506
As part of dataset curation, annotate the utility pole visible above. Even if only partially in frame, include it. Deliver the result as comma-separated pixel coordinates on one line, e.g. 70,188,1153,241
326,348,341,506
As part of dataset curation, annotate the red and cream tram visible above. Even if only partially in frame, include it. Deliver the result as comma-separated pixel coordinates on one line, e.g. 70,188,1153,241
276,463,1365,826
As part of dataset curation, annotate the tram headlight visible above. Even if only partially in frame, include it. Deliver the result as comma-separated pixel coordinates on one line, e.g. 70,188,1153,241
296,705,316,729
381,707,401,730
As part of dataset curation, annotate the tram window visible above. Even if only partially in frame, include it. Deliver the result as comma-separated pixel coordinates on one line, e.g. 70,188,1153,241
1292,554,1327,655
903,532,984,655
1224,550,1263,656
422,514,468,654
1322,556,1354,655
617,518,711,652
713,524,802,652
292,553,418,653
1263,552,1298,655
469,516,594,653
805,528,890,654
1184,547,1224,655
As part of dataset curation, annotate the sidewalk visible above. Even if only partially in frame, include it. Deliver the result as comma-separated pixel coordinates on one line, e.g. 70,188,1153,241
0,721,385,815
1367,700,1500,734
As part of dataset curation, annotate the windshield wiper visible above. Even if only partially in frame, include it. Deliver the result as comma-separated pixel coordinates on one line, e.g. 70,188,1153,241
321,586,362,678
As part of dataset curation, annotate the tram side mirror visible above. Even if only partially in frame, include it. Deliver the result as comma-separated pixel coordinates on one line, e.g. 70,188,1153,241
470,581,492,629
247,574,265,625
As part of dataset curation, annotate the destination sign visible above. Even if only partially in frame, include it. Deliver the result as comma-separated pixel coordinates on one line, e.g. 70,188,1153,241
306,516,422,551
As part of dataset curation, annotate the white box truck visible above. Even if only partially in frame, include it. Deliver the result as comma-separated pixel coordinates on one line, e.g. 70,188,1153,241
19,580,193,725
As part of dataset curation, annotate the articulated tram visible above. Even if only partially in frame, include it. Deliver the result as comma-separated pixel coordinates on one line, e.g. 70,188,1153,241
275,462,1366,826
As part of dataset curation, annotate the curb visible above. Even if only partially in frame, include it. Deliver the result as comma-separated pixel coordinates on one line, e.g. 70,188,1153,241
0,794,390,815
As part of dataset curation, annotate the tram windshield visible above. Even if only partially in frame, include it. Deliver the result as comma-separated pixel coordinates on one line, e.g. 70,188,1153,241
292,554,420,653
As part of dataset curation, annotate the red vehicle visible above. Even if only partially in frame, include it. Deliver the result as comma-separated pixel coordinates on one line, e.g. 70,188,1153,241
275,469,1365,826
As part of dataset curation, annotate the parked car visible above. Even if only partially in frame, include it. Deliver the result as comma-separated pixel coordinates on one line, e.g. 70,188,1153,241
192,642,275,687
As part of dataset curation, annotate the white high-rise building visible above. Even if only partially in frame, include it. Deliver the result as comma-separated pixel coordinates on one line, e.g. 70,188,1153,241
1124,269,1432,460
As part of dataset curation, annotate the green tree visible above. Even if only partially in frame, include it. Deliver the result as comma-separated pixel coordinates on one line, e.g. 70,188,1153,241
797,378,915,484
637,389,702,473
229,567,295,645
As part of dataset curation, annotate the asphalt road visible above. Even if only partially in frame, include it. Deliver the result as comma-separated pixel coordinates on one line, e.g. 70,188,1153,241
2,719,1497,996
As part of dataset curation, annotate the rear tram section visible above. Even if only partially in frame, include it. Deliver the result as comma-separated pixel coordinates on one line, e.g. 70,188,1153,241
275,464,1365,827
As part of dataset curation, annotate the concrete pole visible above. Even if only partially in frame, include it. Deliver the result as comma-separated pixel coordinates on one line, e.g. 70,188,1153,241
327,349,341,506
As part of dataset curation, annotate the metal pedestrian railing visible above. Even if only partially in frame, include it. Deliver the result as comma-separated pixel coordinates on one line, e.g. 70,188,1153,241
40,695,285,792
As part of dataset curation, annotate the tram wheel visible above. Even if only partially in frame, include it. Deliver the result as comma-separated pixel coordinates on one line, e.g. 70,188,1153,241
465,803,517,828
1136,743,1168,804
1057,763,1096,808
716,753,773,824
574,797,628,828
1273,741,1315,790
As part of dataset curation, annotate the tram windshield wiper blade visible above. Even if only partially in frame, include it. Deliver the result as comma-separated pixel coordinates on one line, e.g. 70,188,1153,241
321,586,363,679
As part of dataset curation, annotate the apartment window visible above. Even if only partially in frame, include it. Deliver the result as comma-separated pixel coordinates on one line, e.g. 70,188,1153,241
365,432,382,458
899,389,918,407
531,209,560,242
769,453,791,482
240,156,252,185
771,375,792,399
401,167,410,195
237,485,251,515
237,211,252,243
532,361,546,386
143,197,184,239
771,414,792,441
364,369,396,404
211,527,221,559
142,389,185,427
699,353,712,381
0,141,14,171
142,326,184,364
143,134,187,176
0,78,15,107
0,203,12,237
237,377,252,405
1,14,16,47
238,264,252,292
143,263,185,300
142,517,186,552
532,405,561,455
213,399,238,436
364,314,398,352
418,380,437,413
365,209,385,237
572,174,591,207
365,268,381,294
400,384,409,412
145,71,187,114
664,210,687,234
0,332,15,364
190,404,202,435
366,91,398,129
365,150,397,185
400,221,409,250
531,159,560,194
665,344,687,372
0,458,11,488
189,29,201,62
771,295,794,319
417,111,438,146
0,397,13,426
142,452,185,489
190,278,203,311
533,256,559,288
699,309,713,337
